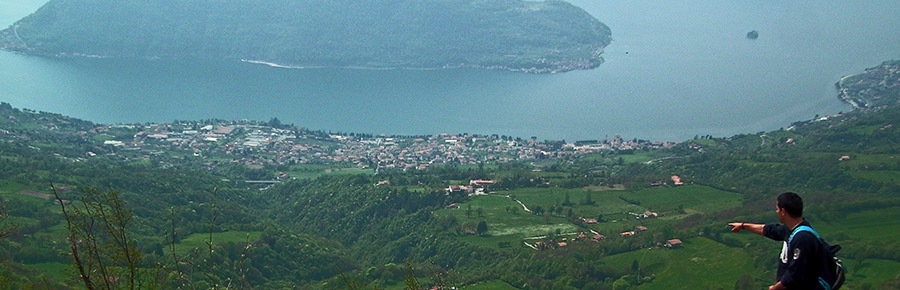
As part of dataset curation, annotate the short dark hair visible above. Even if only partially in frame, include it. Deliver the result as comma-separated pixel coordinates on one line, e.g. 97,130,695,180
777,192,803,218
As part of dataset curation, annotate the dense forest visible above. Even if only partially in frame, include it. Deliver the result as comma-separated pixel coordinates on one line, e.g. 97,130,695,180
1,62,900,289
0,0,611,73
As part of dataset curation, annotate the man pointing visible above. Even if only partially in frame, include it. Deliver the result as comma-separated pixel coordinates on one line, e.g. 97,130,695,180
728,192,835,290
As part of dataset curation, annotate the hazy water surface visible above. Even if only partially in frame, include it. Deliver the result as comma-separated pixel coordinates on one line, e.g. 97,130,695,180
2,0,898,141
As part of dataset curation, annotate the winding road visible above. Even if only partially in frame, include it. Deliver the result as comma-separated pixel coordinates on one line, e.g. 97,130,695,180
13,25,30,50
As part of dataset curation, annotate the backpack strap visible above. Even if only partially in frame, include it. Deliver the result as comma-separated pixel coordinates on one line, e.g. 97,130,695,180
819,277,832,290
789,225,821,245
791,225,837,290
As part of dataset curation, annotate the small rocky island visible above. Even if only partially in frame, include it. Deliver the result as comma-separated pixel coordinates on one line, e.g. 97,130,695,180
0,0,612,73
746,30,759,40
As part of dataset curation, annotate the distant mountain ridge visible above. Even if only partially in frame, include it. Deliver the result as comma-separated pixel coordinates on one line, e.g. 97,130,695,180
0,0,612,73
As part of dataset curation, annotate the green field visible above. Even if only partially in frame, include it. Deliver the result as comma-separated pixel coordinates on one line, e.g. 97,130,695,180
625,185,743,215
434,193,581,251
0,181,32,195
434,185,744,252
23,262,71,284
850,170,900,184
815,207,900,244
840,258,900,289
167,231,262,257
502,188,639,216
620,152,656,164
599,238,758,289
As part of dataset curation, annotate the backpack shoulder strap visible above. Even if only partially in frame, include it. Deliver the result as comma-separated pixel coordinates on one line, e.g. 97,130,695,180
792,226,843,290
789,225,821,245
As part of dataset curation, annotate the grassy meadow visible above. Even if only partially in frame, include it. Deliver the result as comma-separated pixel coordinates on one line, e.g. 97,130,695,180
435,185,745,253
600,238,759,289
167,231,262,257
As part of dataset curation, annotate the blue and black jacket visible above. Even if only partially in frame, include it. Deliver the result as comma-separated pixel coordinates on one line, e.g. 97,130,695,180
763,221,836,289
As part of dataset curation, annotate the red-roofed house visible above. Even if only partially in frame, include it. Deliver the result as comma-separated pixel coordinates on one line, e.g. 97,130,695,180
666,239,683,248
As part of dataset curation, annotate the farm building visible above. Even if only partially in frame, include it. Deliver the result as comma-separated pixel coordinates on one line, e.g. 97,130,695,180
666,239,683,248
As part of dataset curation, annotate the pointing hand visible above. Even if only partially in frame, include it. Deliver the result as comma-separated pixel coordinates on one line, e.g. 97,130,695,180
727,222,743,233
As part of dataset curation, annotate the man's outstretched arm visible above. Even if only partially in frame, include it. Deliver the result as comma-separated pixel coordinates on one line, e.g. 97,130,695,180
728,222,765,236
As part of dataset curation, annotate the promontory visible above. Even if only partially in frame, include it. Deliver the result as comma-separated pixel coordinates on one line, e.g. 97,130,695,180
0,0,612,73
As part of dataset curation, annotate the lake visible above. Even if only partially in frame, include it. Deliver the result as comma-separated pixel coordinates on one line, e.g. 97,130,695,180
1,0,898,141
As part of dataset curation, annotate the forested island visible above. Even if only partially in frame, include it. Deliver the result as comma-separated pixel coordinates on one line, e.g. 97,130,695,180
0,0,612,73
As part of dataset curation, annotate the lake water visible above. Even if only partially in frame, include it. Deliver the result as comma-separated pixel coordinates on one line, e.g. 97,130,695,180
2,0,898,141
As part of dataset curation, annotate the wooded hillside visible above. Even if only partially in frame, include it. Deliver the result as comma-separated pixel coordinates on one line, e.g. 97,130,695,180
0,0,612,73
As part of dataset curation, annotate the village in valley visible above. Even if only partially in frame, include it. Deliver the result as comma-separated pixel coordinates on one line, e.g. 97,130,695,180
3,103,703,262
1,103,719,257
1,104,698,254
65,118,678,178
66,116,696,258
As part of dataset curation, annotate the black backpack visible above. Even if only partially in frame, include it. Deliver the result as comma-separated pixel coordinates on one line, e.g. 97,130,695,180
789,226,846,290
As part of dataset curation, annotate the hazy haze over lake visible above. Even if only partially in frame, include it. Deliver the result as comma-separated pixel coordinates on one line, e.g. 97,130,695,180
2,0,898,141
